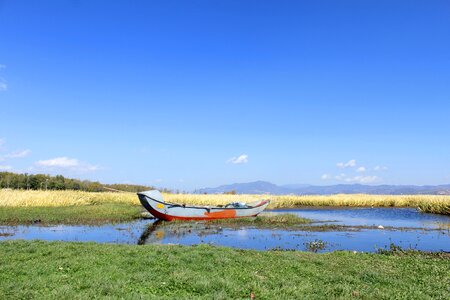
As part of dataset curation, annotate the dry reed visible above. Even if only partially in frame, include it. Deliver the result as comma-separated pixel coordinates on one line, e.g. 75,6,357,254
0,189,448,215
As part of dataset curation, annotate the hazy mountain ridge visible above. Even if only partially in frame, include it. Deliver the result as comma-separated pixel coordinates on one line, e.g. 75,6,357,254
196,181,450,195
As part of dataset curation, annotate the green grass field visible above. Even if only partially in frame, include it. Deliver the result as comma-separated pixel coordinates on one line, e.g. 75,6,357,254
188,213,312,228
0,241,448,299
0,203,143,225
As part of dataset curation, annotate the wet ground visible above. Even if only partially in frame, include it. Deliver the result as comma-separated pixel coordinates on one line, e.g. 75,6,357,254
1,208,449,253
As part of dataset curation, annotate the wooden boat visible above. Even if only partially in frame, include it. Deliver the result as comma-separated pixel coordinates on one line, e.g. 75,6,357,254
137,190,270,221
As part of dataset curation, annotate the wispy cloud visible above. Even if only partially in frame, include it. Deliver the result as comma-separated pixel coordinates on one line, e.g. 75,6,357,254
323,159,386,184
36,157,78,168
227,154,248,164
35,157,99,172
334,173,380,184
0,139,4,161
0,79,6,92
0,165,12,171
335,173,347,181
0,140,31,161
0,65,8,91
356,166,366,173
5,149,31,158
374,165,388,171
336,159,356,168
346,175,380,184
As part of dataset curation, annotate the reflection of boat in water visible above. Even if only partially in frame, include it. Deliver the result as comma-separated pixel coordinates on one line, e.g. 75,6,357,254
137,190,270,221
137,220,162,245
137,220,223,245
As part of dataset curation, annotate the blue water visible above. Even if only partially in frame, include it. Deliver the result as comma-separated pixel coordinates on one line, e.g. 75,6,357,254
1,208,448,252
0,220,149,244
265,207,450,229
146,224,449,252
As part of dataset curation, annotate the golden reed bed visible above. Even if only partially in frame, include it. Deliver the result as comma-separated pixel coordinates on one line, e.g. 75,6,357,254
0,189,449,214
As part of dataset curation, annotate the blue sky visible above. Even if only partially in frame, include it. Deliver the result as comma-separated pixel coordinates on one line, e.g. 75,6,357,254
1,0,449,190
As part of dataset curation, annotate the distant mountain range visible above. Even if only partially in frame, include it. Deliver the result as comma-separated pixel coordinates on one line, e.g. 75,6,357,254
196,181,450,195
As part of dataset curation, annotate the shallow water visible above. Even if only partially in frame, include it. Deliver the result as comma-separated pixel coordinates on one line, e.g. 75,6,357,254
266,207,449,229
0,220,149,244
1,208,449,252
143,224,449,252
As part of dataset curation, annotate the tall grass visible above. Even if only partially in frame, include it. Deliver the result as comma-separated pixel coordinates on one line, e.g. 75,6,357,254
0,189,449,215
167,193,450,215
0,189,138,207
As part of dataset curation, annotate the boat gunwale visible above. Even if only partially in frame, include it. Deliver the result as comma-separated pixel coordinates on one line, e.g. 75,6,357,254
138,193,270,211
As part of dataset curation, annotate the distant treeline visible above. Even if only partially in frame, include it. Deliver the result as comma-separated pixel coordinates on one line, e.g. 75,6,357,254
0,172,163,193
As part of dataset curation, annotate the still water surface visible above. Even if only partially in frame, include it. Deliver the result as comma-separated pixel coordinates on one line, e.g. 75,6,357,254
1,208,448,253
266,207,449,228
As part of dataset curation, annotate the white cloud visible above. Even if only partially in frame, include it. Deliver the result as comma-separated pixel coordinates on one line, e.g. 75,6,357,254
0,80,7,92
0,139,5,161
35,157,99,172
336,159,356,169
356,166,366,173
374,165,388,171
344,175,380,184
0,65,7,91
354,176,380,184
335,173,347,181
332,172,380,184
36,157,78,168
325,160,385,184
5,149,31,158
227,154,248,164
0,165,12,171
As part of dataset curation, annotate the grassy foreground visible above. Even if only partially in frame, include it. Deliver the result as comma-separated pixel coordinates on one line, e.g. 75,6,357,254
0,241,449,299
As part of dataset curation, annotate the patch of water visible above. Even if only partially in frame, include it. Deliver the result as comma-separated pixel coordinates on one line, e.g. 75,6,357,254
141,222,449,253
0,208,448,252
266,207,450,229
0,220,150,244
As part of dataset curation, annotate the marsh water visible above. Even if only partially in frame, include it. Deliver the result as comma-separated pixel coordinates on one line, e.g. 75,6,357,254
1,208,449,253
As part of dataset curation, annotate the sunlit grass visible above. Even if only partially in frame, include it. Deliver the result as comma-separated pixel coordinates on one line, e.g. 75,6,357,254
1,241,449,299
0,203,142,225
167,193,450,215
204,213,312,227
0,189,138,207
1,189,449,215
